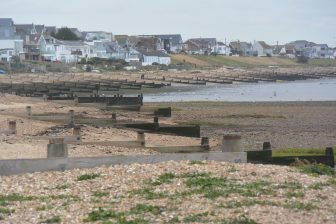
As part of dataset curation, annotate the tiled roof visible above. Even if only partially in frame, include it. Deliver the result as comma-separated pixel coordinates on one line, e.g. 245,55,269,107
0,18,14,27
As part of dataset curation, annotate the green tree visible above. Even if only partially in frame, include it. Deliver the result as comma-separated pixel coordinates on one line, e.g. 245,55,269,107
52,28,79,40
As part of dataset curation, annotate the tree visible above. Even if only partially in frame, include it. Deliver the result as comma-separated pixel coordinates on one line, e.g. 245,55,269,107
52,28,79,40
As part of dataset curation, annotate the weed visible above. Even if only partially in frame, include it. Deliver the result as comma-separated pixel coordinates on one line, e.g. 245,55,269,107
183,212,208,223
92,191,109,198
219,199,278,209
54,184,69,190
0,207,14,215
286,191,305,198
150,172,176,186
309,182,330,190
132,187,167,200
297,164,335,177
0,193,35,202
84,208,124,222
42,215,61,223
283,200,317,210
130,204,164,215
221,215,259,224
189,160,205,165
77,173,101,181
277,181,302,190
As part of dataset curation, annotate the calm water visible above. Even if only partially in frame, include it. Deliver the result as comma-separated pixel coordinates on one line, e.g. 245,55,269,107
144,78,336,102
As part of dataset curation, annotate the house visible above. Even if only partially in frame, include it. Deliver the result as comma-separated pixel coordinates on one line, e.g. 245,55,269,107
15,24,45,37
139,50,171,66
0,18,24,61
272,44,284,55
253,41,273,57
38,34,89,63
56,40,90,63
23,34,41,61
308,44,330,59
0,39,24,61
279,44,295,57
130,36,163,52
152,34,183,53
289,40,315,56
229,41,254,56
215,42,231,55
114,35,130,48
184,38,217,55
0,48,14,62
0,18,16,39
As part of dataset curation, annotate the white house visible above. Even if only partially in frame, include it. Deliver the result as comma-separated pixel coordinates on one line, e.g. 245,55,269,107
55,41,90,63
253,41,273,57
140,50,171,66
215,42,231,55
39,34,89,63
308,44,330,59
0,39,24,61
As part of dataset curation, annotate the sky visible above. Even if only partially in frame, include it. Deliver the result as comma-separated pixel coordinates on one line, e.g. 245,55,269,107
1,0,335,47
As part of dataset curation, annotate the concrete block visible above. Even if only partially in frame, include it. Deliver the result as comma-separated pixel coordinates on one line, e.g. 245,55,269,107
0,152,247,176
47,138,68,158
221,134,242,152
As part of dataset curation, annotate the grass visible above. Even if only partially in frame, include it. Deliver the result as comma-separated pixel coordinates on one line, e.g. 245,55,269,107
283,200,317,211
297,164,335,177
183,212,209,223
286,191,305,198
277,181,302,190
130,204,164,215
77,173,101,181
189,160,205,165
84,207,150,223
132,187,167,200
272,147,336,157
92,191,109,198
219,199,278,209
42,216,61,223
0,193,35,207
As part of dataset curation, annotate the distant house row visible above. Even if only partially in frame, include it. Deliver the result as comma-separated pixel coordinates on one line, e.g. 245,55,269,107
1,18,335,67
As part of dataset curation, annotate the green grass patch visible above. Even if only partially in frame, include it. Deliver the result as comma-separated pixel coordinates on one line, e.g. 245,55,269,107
221,215,259,224
283,200,317,211
272,148,336,157
0,207,14,215
189,160,205,165
277,181,302,190
219,199,278,209
84,207,149,223
54,184,69,190
183,212,209,223
297,164,335,177
286,191,305,198
130,204,164,215
149,172,176,186
77,173,101,181
92,191,109,198
0,193,35,207
42,216,61,223
132,187,167,200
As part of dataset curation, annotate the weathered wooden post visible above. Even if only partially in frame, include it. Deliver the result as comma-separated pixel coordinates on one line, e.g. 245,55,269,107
111,113,117,122
221,134,242,152
201,137,210,150
325,147,335,167
8,120,17,134
74,96,78,105
73,126,81,136
43,94,48,102
263,142,272,151
47,138,68,158
154,116,159,130
26,106,32,119
69,110,74,126
137,131,145,146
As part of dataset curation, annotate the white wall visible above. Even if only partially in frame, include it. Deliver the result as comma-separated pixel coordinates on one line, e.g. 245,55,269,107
0,39,23,55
